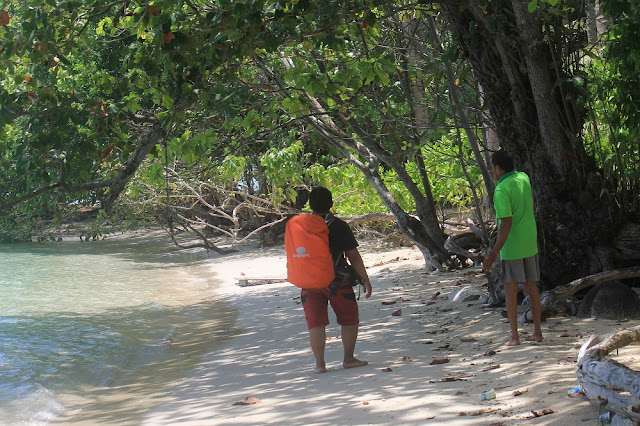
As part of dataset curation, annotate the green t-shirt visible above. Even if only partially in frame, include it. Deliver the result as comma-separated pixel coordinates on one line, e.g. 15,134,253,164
493,171,538,260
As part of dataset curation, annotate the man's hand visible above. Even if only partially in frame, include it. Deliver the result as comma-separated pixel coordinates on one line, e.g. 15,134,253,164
346,248,372,299
363,281,372,299
482,251,498,273
483,217,511,273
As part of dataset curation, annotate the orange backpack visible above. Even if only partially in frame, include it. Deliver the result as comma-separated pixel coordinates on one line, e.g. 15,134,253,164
284,214,335,289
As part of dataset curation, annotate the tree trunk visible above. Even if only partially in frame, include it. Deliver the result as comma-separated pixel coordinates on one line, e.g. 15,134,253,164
102,121,168,210
258,55,452,268
357,157,451,269
398,17,445,251
425,15,495,199
440,1,620,289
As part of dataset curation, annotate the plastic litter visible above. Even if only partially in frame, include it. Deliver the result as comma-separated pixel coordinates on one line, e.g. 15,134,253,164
481,388,497,400
567,385,583,396
598,411,612,425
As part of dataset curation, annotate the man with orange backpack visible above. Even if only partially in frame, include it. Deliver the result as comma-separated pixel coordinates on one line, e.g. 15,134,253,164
285,186,372,374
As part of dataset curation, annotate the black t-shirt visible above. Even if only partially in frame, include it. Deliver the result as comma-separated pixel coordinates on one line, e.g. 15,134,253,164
326,214,358,268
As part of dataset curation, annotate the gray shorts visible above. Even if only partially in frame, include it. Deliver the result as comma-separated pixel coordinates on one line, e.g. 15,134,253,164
502,253,540,283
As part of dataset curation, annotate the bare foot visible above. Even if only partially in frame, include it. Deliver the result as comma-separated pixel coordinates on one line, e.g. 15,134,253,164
314,363,327,374
505,338,521,346
343,358,368,369
526,334,544,343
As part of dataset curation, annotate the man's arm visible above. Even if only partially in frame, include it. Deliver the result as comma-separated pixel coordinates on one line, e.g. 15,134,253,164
482,216,512,272
345,248,372,299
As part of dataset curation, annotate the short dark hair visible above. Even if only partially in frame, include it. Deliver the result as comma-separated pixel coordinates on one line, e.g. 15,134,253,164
309,186,333,213
491,150,514,172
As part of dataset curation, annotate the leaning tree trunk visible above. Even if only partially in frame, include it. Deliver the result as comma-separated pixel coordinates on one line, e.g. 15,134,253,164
255,55,452,269
356,155,452,269
101,120,168,210
440,1,619,289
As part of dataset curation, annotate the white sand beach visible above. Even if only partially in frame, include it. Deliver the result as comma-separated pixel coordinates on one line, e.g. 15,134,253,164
141,241,636,425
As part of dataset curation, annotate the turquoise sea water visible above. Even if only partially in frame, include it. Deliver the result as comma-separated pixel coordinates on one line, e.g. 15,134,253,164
0,234,239,424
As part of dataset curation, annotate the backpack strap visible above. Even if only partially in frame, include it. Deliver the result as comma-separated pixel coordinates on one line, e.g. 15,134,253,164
325,213,346,264
324,213,336,228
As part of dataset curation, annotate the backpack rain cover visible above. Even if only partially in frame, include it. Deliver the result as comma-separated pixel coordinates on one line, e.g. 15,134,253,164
284,214,335,289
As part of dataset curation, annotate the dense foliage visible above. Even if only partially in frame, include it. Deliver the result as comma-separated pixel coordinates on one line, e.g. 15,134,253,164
0,1,482,239
585,0,640,210
1,0,638,282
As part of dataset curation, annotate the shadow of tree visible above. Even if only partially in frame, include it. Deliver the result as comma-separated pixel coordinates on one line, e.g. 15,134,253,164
1,242,601,424
139,262,600,425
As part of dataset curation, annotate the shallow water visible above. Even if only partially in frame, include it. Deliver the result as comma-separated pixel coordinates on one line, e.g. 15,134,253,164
0,233,239,424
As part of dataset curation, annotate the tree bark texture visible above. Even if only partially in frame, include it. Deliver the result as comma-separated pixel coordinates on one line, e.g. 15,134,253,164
440,1,620,289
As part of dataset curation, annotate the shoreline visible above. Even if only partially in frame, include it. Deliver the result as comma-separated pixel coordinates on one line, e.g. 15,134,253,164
5,229,632,424
0,233,241,425
140,240,628,425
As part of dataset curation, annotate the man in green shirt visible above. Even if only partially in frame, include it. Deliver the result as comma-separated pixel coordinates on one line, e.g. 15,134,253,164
483,150,544,346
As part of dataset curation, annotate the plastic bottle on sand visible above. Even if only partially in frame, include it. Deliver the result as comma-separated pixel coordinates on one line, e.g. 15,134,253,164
481,389,497,400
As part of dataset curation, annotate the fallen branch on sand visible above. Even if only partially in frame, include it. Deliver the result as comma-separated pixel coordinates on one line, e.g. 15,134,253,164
519,266,640,323
236,276,287,287
575,325,640,425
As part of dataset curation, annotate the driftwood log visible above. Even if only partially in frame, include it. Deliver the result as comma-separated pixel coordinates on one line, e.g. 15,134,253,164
343,212,475,236
576,326,640,425
444,233,481,262
344,212,482,254
519,266,640,323
341,212,397,226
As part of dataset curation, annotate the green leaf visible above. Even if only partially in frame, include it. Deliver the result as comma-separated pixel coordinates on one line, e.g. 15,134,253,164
162,94,174,110
282,97,294,110
528,0,538,13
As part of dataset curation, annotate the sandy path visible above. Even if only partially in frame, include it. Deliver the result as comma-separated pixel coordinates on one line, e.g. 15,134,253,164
143,242,634,425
